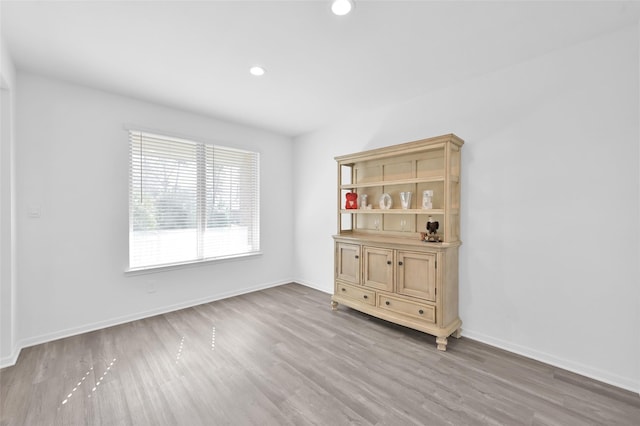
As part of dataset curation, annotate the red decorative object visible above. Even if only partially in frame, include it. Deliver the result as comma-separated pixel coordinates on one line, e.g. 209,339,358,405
345,192,358,209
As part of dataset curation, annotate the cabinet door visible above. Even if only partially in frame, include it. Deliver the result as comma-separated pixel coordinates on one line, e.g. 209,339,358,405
336,243,361,284
363,246,394,292
397,251,436,301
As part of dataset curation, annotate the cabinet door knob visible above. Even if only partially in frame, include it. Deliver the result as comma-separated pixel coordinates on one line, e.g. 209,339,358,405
398,261,403,266
387,260,392,265
363,295,368,299
355,255,359,259
419,309,424,315
385,301,390,306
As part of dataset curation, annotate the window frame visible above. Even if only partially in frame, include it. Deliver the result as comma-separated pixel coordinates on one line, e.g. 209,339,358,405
126,129,261,273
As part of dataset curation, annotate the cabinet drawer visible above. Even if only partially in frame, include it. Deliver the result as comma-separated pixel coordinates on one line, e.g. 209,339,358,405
378,294,435,323
335,282,376,306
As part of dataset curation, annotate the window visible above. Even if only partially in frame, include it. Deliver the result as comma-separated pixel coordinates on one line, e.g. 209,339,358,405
128,131,260,270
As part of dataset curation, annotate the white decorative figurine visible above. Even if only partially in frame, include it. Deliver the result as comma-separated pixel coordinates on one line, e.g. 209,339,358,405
422,190,433,209
379,193,392,210
400,191,412,209
360,194,368,209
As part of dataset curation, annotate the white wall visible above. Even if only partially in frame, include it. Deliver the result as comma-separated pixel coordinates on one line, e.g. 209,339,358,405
637,19,640,395
0,35,18,365
293,25,640,393
13,73,293,354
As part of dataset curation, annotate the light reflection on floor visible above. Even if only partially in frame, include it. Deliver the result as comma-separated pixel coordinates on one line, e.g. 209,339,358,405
59,358,117,407
60,367,92,406
175,336,185,363
88,358,117,398
175,325,216,364
60,325,218,408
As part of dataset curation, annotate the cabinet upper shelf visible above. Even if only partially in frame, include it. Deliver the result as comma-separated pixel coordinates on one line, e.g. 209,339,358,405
340,176,458,190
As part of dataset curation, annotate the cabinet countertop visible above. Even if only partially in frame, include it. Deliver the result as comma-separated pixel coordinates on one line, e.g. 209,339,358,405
333,233,461,249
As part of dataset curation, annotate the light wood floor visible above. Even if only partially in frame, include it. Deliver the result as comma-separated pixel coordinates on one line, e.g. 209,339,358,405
1,283,639,425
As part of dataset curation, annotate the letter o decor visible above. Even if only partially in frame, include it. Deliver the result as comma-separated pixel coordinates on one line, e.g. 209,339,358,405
379,193,392,209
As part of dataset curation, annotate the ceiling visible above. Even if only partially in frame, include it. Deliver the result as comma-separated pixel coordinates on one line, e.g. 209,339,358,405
2,0,639,137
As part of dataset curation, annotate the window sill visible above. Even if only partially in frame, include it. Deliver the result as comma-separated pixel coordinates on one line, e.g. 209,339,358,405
124,252,263,276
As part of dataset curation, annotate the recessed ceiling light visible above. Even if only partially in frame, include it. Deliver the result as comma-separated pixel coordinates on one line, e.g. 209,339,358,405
249,66,265,76
331,0,353,16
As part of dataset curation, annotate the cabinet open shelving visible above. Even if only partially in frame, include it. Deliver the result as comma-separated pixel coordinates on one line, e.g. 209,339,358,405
337,134,461,242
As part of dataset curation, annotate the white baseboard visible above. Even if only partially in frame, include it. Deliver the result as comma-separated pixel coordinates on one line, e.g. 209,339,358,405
0,344,21,369
1,279,290,369
294,279,332,294
462,328,639,395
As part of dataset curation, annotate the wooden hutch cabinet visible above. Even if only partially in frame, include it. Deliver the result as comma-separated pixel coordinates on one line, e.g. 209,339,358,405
331,134,463,351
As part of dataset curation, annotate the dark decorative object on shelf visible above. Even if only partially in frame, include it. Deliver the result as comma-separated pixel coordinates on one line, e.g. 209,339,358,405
425,216,441,242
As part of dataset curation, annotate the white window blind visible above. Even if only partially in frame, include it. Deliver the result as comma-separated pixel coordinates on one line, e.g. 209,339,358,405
129,131,260,270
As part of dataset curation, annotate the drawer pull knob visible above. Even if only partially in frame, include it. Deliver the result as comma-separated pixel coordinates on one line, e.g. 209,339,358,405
387,260,392,265
385,301,390,306
419,309,424,315
398,261,403,266
363,295,368,299
341,288,346,292
355,255,359,259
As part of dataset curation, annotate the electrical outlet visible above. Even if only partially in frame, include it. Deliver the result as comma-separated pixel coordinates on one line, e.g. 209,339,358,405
28,205,41,218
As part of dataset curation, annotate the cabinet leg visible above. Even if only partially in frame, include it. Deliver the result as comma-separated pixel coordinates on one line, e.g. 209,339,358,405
451,328,462,339
331,300,338,311
436,336,448,351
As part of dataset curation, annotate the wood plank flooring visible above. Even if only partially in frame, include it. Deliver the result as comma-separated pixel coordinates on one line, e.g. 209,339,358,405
1,283,639,425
